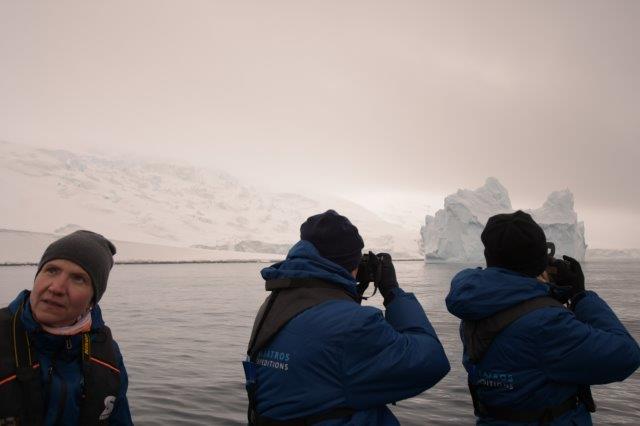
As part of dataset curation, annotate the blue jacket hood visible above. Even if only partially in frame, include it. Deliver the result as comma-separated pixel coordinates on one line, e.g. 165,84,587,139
261,240,358,296
446,267,551,321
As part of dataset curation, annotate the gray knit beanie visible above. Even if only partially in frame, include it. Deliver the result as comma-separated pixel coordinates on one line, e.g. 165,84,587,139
37,230,117,303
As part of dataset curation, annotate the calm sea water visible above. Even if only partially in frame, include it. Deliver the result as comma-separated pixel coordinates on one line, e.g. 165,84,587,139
1,261,639,425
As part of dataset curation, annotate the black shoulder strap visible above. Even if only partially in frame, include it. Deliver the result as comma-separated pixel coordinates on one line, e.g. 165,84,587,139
79,326,122,425
463,296,563,364
246,278,358,426
247,278,358,360
0,305,44,426
81,325,120,367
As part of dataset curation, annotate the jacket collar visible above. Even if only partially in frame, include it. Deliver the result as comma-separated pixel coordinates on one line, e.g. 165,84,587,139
261,240,359,296
446,267,551,321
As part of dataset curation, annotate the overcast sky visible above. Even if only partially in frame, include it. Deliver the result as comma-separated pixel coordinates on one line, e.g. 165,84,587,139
1,1,639,248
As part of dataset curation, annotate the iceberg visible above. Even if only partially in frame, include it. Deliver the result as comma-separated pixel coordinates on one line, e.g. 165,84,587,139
420,178,586,262
527,190,587,262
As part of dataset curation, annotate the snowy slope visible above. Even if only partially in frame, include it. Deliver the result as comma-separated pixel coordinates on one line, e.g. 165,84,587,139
0,142,419,257
0,229,280,264
344,191,439,233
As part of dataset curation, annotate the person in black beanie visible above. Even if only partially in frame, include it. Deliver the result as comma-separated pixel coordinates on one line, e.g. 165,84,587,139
244,210,450,425
0,230,133,425
481,210,548,277
446,210,640,425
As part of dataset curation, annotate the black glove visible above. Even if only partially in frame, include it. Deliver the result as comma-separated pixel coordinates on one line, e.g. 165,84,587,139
547,283,572,304
377,253,399,305
553,255,586,301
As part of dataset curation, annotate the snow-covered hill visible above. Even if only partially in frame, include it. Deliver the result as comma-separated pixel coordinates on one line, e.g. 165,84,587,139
0,229,280,264
0,142,420,257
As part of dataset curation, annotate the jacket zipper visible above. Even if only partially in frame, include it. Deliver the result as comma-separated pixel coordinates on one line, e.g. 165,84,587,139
48,364,67,425
55,374,67,425
47,366,54,400
51,338,72,425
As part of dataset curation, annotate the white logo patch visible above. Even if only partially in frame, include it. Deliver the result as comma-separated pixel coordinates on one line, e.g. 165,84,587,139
99,396,116,420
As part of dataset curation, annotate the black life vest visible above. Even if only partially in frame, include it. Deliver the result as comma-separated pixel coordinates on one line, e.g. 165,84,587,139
462,296,596,424
0,303,121,426
244,278,360,426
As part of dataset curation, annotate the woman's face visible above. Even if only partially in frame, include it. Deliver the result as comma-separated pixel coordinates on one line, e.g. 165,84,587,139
30,259,94,327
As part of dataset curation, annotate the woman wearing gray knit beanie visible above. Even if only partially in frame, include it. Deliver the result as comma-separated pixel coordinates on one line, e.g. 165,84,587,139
0,230,133,425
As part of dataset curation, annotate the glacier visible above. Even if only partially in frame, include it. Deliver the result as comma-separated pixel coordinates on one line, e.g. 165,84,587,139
0,141,420,259
420,177,587,262
0,229,280,265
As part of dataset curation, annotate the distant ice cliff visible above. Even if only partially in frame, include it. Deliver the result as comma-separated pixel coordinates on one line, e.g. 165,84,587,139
420,178,587,262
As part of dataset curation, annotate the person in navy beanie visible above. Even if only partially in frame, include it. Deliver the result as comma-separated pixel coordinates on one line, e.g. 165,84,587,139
300,209,364,272
244,209,450,425
0,230,132,425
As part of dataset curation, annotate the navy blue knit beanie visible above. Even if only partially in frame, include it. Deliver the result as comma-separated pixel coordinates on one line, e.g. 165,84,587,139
37,230,117,303
481,210,548,277
300,210,364,272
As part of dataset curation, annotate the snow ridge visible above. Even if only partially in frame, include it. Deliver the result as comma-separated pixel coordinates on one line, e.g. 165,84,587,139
0,142,419,257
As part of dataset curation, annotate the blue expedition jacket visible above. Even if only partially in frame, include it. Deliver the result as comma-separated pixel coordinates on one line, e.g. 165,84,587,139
446,267,640,425
8,290,133,425
252,240,450,425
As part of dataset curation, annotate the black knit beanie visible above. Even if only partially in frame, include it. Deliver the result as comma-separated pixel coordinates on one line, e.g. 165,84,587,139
300,210,364,272
37,230,117,303
481,210,548,277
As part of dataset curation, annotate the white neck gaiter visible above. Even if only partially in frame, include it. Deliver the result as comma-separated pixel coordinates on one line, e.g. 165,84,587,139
41,309,93,336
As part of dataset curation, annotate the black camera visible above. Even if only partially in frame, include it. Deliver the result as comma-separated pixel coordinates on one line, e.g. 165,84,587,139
355,251,383,298
545,242,570,283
